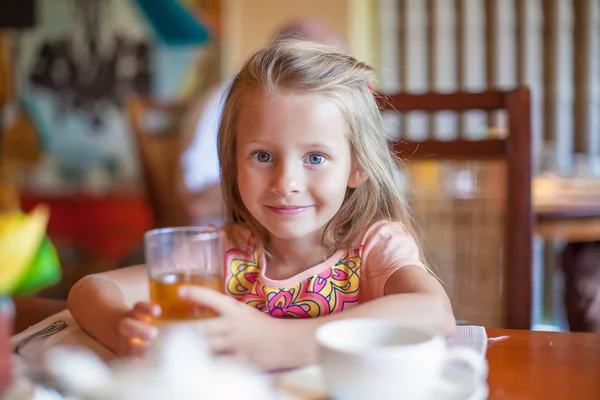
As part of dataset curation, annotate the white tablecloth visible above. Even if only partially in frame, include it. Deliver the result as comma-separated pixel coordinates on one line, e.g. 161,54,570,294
10,311,488,400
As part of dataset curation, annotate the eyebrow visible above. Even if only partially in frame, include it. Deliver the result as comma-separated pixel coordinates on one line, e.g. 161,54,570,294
237,140,336,150
301,143,336,152
237,139,265,148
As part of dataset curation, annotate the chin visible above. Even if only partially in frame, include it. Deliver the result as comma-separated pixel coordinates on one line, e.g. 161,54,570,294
261,221,319,241
265,226,311,241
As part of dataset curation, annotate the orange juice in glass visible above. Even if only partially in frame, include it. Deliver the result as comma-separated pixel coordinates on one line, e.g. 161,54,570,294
144,227,224,324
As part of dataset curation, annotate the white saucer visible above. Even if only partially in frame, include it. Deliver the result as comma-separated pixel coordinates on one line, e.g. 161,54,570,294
273,365,488,400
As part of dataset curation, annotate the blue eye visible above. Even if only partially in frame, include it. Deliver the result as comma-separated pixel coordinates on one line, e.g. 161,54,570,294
252,151,273,162
306,154,325,165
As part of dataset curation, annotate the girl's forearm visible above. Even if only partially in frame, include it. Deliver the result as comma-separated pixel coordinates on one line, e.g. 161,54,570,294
328,293,455,336
283,293,455,368
67,275,130,353
67,265,149,353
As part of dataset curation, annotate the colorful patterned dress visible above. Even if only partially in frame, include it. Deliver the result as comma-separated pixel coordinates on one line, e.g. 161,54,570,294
223,220,425,319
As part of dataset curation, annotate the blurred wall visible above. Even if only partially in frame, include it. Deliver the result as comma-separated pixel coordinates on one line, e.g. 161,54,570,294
221,0,378,77
377,0,600,176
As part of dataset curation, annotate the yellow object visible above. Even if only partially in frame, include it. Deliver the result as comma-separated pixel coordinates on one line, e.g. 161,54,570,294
0,205,50,293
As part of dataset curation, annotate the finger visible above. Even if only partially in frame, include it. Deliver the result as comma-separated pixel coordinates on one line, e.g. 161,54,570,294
178,286,240,316
191,319,234,355
205,333,233,355
130,302,161,322
132,302,161,316
118,318,158,342
124,336,153,357
193,317,230,339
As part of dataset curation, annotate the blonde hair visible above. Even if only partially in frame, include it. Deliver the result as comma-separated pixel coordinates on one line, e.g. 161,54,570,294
218,39,415,253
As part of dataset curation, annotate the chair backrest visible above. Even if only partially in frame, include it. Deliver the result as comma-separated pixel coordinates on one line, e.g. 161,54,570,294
126,96,189,228
377,87,532,329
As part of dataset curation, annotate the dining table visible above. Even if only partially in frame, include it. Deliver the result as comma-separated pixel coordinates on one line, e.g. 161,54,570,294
534,200,600,242
12,298,600,399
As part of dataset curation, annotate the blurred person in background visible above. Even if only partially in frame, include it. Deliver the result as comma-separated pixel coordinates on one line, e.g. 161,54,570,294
562,242,600,333
177,17,345,226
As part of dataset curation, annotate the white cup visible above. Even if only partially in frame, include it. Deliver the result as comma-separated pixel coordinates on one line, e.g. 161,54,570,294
315,318,488,400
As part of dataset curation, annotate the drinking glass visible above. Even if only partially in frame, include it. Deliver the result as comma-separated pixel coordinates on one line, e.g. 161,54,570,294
144,226,224,323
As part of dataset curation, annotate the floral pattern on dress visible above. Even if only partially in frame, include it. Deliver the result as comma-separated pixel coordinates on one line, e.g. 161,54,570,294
224,236,361,318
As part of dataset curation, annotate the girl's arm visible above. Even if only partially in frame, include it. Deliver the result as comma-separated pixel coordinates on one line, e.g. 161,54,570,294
181,265,455,371
67,265,149,353
285,265,455,367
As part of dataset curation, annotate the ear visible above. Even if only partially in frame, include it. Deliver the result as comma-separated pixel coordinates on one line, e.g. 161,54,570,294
347,167,367,189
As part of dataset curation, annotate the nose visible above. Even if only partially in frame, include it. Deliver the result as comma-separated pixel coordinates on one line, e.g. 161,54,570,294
271,160,302,196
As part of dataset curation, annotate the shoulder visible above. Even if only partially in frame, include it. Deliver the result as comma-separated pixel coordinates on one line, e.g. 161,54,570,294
360,220,413,245
357,220,425,301
358,219,422,267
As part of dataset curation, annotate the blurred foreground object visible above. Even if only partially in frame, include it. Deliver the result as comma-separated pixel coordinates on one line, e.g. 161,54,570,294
0,205,61,296
0,204,61,397
35,327,275,400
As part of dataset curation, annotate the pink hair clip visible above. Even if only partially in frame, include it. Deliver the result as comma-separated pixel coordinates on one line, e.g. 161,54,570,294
367,82,373,92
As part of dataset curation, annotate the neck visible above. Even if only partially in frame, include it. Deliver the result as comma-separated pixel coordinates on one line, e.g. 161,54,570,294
266,230,330,280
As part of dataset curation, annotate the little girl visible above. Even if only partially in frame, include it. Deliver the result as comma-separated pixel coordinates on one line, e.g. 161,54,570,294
68,39,455,371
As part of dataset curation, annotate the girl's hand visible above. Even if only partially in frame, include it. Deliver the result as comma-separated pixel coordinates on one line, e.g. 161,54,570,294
116,302,160,356
179,287,295,371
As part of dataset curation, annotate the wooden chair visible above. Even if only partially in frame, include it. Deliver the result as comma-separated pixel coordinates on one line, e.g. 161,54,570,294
377,87,532,329
126,96,189,228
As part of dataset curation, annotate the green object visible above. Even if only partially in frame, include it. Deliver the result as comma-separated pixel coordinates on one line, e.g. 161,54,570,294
11,237,61,296
0,207,50,295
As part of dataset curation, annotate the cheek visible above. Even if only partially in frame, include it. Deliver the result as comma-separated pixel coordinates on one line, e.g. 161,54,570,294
310,168,351,200
237,163,262,201
236,155,252,181
236,177,255,213
238,163,259,182
237,169,250,194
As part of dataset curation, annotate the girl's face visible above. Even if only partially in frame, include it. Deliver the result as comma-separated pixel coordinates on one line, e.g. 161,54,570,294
235,89,362,242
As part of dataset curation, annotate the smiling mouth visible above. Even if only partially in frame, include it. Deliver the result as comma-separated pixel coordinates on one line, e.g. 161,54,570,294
266,206,312,216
